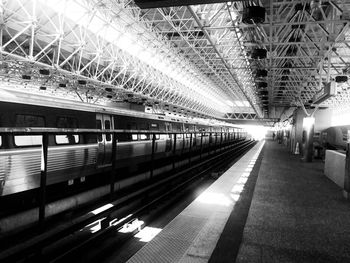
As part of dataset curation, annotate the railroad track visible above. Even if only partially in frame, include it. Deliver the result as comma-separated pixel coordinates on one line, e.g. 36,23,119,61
0,140,256,263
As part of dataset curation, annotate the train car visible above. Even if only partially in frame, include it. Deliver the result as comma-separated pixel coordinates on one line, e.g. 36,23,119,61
0,89,247,200
321,125,350,151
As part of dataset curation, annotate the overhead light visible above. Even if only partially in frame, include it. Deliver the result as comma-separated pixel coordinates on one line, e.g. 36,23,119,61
335,75,348,83
256,69,268,78
251,49,267,59
39,69,50,75
105,87,113,92
242,6,266,24
22,75,31,80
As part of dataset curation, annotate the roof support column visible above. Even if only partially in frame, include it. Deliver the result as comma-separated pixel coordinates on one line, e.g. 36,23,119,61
301,117,315,162
344,142,350,199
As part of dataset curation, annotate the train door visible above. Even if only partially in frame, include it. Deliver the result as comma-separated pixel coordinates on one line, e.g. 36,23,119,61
96,114,114,167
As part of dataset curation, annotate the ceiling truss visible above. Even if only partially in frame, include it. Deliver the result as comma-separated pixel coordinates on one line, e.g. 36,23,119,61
1,0,350,123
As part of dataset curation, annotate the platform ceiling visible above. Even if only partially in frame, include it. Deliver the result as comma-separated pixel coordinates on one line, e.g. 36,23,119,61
1,0,350,125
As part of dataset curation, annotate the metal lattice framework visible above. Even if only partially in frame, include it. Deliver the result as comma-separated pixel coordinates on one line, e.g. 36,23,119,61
129,0,350,119
127,1,262,116
257,0,350,108
2,0,350,123
0,0,241,119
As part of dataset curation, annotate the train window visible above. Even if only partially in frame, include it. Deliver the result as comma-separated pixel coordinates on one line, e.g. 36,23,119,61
159,134,168,140
15,135,43,146
140,134,150,140
150,123,158,129
132,134,138,141
14,114,45,146
96,120,103,142
139,123,149,130
117,133,132,142
127,122,137,130
154,134,160,140
0,136,2,147
105,120,111,142
56,135,79,145
165,123,171,131
15,114,45,127
177,134,183,139
57,117,78,128
55,117,79,145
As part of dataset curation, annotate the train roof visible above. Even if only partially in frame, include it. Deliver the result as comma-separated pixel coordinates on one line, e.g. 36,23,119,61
0,87,240,129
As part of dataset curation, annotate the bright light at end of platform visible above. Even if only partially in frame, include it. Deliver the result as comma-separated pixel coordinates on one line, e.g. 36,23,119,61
244,125,269,140
197,192,232,206
134,227,162,242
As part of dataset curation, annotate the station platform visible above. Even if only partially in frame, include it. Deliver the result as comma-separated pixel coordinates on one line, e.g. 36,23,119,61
127,140,350,263
236,140,350,263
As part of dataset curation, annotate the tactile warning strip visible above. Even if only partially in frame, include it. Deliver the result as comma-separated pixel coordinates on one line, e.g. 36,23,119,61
127,141,265,263
128,215,206,263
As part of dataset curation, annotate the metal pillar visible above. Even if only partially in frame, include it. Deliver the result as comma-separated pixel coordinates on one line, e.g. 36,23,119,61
189,133,192,165
214,132,217,153
110,132,117,200
172,133,177,170
200,132,203,160
150,133,156,178
39,133,48,229
344,142,350,199
302,117,315,162
209,132,212,155
219,132,223,150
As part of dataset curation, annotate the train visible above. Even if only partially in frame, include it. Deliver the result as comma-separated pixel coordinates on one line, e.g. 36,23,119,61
320,125,350,152
0,89,248,200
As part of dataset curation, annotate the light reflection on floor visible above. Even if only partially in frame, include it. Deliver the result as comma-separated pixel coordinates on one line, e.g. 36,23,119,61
196,192,233,206
230,141,265,201
134,227,162,242
90,203,114,215
197,141,265,207
86,218,106,233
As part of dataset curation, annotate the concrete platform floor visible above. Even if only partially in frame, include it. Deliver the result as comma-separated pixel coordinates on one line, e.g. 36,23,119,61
236,140,350,263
